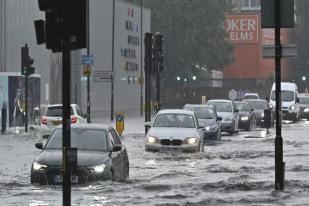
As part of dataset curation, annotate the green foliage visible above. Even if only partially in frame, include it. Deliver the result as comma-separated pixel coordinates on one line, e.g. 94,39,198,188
124,0,234,83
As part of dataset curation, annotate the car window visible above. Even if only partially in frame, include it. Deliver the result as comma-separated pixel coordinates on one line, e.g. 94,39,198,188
244,95,258,99
237,103,250,112
299,97,309,105
110,129,121,145
45,106,74,117
247,101,268,110
209,102,232,113
271,90,295,101
45,128,108,151
153,114,196,128
185,107,215,119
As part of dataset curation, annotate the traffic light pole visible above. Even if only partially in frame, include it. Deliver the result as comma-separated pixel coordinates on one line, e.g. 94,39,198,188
274,0,284,190
86,0,91,123
62,12,72,206
25,73,28,133
144,33,152,133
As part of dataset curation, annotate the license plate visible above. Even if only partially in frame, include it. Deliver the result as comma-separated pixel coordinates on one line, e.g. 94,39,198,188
54,175,78,183
162,146,177,152
52,120,62,126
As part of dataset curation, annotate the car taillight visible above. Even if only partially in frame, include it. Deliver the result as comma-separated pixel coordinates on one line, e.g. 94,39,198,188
41,116,47,125
71,116,77,124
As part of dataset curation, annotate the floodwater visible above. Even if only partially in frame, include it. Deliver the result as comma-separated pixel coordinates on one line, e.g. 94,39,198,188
1,120,309,206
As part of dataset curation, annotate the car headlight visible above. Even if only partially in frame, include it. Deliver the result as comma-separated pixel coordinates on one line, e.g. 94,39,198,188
205,126,210,131
33,162,47,171
91,164,106,173
147,136,158,144
224,117,232,121
186,137,197,144
289,105,295,110
304,108,309,113
241,116,249,121
261,113,264,118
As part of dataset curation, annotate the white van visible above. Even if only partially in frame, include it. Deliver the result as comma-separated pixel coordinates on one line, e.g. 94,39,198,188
269,82,300,122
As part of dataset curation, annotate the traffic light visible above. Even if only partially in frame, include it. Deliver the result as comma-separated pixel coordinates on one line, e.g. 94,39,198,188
21,44,35,76
144,32,153,73
35,0,86,52
154,33,165,73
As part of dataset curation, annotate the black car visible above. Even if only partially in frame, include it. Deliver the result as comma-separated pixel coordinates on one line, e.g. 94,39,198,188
235,101,256,131
244,99,274,127
184,104,222,141
31,124,129,185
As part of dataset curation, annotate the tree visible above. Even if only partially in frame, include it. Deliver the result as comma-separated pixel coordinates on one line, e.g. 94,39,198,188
124,0,234,85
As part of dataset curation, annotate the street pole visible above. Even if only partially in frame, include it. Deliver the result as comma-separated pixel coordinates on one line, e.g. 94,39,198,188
86,0,91,123
156,67,160,113
111,0,115,122
274,0,284,190
62,10,72,206
25,72,28,133
140,0,143,116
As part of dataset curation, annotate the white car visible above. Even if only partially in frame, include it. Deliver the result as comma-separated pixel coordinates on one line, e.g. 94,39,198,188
145,109,204,153
242,93,260,100
41,104,86,134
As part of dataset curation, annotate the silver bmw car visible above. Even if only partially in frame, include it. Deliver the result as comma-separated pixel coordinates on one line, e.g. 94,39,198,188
145,109,204,153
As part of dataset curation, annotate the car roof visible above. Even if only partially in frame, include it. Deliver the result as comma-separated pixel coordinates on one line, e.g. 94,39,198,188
157,109,195,115
244,93,259,96
47,104,78,107
298,93,309,97
55,123,111,130
207,99,233,103
184,104,213,108
235,101,249,104
244,99,267,103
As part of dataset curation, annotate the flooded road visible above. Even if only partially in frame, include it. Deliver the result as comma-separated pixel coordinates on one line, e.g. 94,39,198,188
1,121,309,206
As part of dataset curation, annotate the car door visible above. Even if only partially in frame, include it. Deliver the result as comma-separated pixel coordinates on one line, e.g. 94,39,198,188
107,130,123,179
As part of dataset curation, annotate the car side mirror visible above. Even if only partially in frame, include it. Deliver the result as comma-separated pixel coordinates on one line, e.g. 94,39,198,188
235,109,239,113
217,116,222,121
35,142,43,150
296,97,300,103
144,122,152,127
83,113,88,119
42,134,50,139
250,108,254,112
113,144,122,152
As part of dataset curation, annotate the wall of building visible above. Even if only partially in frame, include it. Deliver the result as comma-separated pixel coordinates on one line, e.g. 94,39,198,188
223,13,291,80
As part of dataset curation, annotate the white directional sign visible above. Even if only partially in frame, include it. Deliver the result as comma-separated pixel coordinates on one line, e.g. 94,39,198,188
262,44,297,58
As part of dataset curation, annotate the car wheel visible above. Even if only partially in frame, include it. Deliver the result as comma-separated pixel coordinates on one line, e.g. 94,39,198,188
108,169,115,181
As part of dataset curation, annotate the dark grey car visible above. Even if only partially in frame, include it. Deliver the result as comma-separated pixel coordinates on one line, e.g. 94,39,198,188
31,124,129,185
183,104,222,141
298,94,309,120
235,101,256,131
244,99,274,127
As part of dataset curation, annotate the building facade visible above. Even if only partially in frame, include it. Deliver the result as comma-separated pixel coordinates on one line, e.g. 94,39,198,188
0,0,151,116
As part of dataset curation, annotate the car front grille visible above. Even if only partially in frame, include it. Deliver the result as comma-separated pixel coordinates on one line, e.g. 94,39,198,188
44,166,90,184
160,139,183,146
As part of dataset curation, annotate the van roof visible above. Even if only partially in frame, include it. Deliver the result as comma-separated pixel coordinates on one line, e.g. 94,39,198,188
271,82,298,90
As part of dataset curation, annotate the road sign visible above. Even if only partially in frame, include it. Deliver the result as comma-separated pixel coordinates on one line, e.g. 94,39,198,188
262,45,297,58
116,112,124,135
82,55,94,65
83,65,91,76
228,89,237,100
93,71,114,82
261,0,294,28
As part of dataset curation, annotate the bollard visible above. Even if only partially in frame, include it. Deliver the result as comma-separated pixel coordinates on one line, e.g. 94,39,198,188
1,102,7,133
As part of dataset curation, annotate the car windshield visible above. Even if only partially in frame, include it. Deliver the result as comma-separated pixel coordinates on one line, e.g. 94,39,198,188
237,103,250,112
209,102,232,113
185,107,215,119
299,97,309,105
45,128,108,151
271,90,295,102
247,101,268,110
45,106,74,117
153,114,196,128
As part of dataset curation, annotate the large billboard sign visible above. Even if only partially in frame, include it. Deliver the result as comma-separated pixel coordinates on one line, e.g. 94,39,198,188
225,15,259,44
